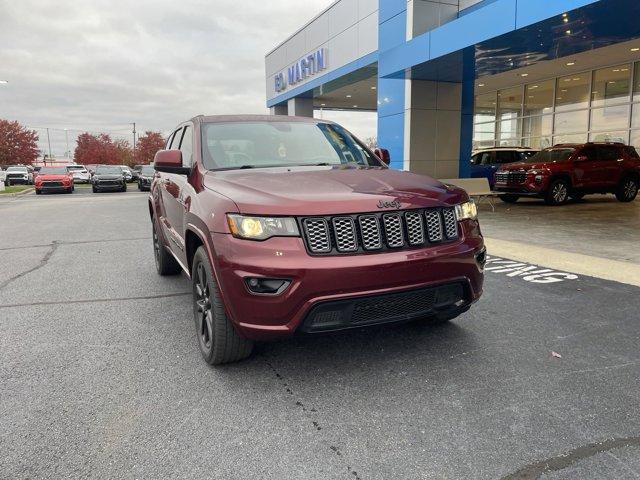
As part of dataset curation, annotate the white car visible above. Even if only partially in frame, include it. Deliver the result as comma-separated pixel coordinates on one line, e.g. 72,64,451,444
5,166,32,185
0,169,6,184
66,165,91,183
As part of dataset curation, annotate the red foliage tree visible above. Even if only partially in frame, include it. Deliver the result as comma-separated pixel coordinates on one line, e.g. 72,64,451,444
0,119,39,167
135,131,165,165
74,133,132,166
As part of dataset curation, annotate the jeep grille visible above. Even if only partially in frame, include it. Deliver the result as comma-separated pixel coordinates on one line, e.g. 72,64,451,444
301,207,459,255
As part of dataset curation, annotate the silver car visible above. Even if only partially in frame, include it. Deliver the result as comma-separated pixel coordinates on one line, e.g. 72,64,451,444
66,164,91,183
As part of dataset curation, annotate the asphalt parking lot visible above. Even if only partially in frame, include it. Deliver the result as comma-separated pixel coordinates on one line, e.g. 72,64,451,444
1,191,639,479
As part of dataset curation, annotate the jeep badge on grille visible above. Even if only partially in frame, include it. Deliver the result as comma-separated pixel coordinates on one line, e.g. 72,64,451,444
377,199,402,209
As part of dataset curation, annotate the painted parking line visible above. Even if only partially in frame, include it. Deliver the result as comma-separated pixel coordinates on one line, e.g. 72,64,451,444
484,255,579,284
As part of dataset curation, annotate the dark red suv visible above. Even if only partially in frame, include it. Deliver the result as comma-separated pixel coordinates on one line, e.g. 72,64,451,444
149,115,485,364
494,142,640,205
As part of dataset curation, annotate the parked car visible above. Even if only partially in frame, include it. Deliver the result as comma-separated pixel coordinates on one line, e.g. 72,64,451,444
32,166,41,182
117,165,134,182
4,166,32,185
470,147,538,189
137,165,155,191
66,164,91,183
494,142,640,205
92,165,127,192
150,115,485,364
0,167,6,185
34,166,74,194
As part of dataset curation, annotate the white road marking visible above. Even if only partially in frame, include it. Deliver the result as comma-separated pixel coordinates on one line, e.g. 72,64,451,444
485,256,579,284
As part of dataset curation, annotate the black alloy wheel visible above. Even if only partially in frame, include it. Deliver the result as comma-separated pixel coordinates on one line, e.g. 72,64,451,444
545,179,569,206
616,177,638,202
191,246,253,365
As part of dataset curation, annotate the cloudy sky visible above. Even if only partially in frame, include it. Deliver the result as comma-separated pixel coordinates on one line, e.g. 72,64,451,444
0,0,376,157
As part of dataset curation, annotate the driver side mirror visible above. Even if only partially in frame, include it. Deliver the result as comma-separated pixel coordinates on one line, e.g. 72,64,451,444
374,148,391,166
154,150,191,175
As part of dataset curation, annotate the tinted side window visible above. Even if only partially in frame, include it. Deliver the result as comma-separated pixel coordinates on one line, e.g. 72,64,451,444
179,125,193,167
495,151,515,164
599,146,620,162
580,146,597,160
480,152,495,165
625,146,640,159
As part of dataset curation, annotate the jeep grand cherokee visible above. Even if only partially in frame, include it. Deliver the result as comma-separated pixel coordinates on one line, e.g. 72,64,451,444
149,115,485,364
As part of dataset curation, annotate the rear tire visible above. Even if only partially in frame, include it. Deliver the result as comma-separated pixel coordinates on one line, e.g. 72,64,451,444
499,194,520,204
615,176,638,202
544,179,570,206
152,220,181,276
192,246,253,365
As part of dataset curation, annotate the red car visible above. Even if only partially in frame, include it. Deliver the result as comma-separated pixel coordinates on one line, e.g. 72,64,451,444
494,142,640,205
149,115,485,364
34,166,74,194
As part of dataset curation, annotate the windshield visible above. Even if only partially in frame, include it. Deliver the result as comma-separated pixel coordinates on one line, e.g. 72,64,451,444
95,166,122,175
67,165,85,171
40,167,68,175
140,166,155,175
7,167,26,172
527,148,575,163
201,121,381,170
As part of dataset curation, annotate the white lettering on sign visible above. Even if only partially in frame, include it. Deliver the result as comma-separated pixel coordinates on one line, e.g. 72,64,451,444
484,256,579,284
274,48,327,93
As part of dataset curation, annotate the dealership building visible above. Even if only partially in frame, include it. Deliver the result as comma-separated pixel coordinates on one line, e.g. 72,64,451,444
265,0,640,177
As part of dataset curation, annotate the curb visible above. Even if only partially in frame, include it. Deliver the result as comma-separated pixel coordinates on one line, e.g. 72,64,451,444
0,187,35,197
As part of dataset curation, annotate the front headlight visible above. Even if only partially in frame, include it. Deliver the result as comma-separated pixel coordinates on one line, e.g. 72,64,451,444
455,200,477,221
227,214,300,240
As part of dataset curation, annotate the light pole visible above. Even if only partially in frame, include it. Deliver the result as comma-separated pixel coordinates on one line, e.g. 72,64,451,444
64,128,69,159
46,128,52,159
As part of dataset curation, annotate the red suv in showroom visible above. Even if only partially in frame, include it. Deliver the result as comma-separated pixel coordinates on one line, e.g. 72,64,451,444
494,142,640,205
149,115,485,364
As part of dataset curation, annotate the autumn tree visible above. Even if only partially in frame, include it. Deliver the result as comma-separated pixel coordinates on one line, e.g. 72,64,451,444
135,131,165,165
0,119,39,167
74,133,132,165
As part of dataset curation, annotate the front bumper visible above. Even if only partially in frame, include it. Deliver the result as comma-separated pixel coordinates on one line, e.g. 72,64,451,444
494,174,549,195
94,181,125,190
37,184,71,192
211,220,484,341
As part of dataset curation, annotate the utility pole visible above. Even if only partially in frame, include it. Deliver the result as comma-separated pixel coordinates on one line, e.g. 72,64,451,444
64,128,69,159
46,128,52,159
132,122,137,160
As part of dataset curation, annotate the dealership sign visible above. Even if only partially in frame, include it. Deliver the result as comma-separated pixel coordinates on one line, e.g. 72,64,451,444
274,48,326,93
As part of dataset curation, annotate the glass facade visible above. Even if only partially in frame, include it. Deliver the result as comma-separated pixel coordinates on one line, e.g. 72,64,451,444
473,62,640,151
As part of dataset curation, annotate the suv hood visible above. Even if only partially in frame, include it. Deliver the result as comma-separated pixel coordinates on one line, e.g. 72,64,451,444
37,174,70,180
203,166,467,216
499,161,553,172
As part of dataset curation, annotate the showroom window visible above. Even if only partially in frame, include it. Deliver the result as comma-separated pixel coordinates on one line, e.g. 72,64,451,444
473,62,640,150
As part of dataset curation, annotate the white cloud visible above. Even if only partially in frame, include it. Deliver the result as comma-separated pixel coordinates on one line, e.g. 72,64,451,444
0,0,376,157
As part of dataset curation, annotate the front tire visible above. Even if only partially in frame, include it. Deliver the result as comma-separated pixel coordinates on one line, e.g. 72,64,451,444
615,176,638,202
545,179,570,206
499,194,520,204
92,185,98,193
35,189,41,195
192,246,253,365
